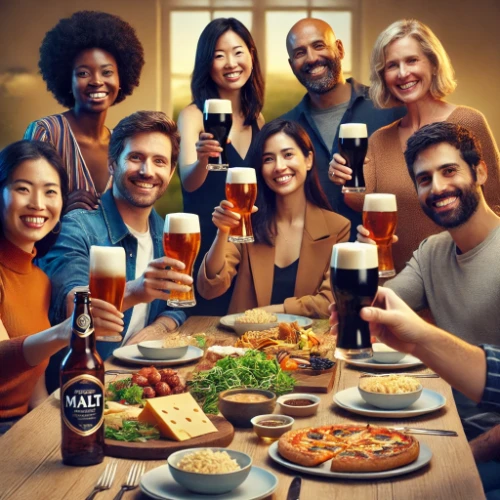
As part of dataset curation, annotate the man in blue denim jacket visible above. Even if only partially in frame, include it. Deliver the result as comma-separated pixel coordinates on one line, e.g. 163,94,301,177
40,111,191,366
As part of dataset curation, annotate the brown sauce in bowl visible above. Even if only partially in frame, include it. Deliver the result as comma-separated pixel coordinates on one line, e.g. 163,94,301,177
257,419,288,427
283,398,315,406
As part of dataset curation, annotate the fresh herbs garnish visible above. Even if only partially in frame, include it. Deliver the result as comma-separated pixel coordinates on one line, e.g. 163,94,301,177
105,420,160,442
106,379,144,405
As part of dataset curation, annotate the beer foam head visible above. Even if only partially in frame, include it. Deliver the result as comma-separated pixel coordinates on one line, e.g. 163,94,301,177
331,242,378,270
339,123,368,139
363,193,397,212
89,246,126,276
204,99,232,114
164,213,200,233
226,167,257,184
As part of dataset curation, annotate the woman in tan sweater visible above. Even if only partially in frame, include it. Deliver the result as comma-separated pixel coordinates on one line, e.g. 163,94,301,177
329,19,500,273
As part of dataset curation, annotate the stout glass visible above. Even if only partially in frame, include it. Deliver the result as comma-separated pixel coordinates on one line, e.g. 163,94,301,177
163,213,201,307
331,242,379,360
225,168,257,243
338,123,368,193
89,246,126,342
203,99,233,171
363,194,398,278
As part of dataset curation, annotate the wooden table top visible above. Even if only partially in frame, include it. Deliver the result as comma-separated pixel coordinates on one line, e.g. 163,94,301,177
0,316,485,500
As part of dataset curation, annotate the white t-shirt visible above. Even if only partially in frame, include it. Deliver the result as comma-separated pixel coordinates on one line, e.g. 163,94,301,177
122,224,154,344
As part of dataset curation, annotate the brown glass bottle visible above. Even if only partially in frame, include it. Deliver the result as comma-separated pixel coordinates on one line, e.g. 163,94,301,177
60,289,105,466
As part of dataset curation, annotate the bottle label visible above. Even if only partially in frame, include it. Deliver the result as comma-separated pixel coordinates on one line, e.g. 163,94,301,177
61,374,104,437
73,313,94,338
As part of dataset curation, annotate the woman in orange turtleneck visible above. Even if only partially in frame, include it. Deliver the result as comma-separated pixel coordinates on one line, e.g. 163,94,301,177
0,140,124,425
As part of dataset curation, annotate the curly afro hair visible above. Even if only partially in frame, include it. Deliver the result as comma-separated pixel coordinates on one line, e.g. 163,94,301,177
39,10,145,108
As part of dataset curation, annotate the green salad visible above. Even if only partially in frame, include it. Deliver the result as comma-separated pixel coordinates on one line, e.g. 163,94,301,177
105,420,160,442
106,379,144,405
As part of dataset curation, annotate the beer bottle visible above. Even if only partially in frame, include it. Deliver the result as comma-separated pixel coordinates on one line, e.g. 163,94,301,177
60,288,105,466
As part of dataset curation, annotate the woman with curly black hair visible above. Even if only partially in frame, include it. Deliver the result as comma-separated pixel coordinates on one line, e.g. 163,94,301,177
24,11,144,212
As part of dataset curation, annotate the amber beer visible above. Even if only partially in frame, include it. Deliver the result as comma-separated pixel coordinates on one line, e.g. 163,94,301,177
203,99,233,171
338,123,368,193
331,243,378,361
225,168,257,243
60,289,104,466
163,213,201,307
89,246,126,342
363,194,398,278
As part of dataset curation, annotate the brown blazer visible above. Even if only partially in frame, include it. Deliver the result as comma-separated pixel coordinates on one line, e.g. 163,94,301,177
197,203,350,318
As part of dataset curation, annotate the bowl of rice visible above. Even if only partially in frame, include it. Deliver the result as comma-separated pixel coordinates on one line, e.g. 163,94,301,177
232,309,278,336
358,375,423,410
167,448,252,494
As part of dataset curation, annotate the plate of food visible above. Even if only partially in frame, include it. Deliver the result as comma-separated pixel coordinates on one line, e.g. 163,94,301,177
344,353,423,370
268,423,432,479
112,344,204,366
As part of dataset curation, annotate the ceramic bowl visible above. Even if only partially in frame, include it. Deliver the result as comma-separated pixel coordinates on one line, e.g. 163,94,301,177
137,340,188,360
250,414,294,440
358,385,423,410
218,389,276,427
231,320,279,337
168,447,252,494
371,343,406,364
276,393,320,417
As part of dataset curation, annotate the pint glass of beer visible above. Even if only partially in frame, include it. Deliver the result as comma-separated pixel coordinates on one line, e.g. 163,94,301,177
89,246,126,342
163,213,201,307
331,242,379,360
363,194,398,278
338,123,368,193
225,167,257,243
203,99,233,171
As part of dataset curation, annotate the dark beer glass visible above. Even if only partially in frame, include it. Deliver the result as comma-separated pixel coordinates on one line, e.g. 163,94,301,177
338,123,368,193
203,99,233,171
331,242,379,360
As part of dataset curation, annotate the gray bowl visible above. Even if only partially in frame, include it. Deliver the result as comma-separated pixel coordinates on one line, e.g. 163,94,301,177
218,389,276,428
358,386,423,410
137,340,189,360
371,343,406,364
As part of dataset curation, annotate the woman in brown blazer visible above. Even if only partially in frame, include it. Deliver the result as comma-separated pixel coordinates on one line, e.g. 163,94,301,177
196,119,350,318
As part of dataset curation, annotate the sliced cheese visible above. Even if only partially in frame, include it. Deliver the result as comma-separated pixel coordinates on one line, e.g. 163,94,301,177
138,393,217,441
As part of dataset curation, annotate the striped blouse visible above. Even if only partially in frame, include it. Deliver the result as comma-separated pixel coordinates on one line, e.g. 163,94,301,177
482,344,500,407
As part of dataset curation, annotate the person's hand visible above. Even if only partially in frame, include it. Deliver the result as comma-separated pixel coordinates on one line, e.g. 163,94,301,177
357,224,399,245
90,298,125,338
212,200,258,234
196,132,223,162
64,189,99,213
328,155,370,186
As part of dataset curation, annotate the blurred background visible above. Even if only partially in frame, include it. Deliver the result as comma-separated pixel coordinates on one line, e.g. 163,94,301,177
1,0,499,216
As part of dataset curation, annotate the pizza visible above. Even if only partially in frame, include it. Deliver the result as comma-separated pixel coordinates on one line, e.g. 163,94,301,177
278,424,419,472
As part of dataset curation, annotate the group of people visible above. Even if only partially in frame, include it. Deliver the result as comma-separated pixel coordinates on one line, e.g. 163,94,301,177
0,9,499,498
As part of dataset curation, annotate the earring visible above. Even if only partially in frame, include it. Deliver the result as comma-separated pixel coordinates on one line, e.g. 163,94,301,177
52,220,61,235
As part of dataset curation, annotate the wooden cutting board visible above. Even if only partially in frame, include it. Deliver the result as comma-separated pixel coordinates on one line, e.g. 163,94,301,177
291,363,337,393
105,415,234,460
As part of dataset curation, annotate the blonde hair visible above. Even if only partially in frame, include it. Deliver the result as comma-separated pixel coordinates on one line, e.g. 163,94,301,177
369,19,456,109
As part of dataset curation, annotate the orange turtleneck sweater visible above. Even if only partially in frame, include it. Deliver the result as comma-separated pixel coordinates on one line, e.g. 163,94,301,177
0,237,52,418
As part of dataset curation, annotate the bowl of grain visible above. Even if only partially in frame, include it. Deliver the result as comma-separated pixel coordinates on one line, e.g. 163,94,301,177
358,375,423,410
137,339,189,360
167,448,252,494
232,308,278,336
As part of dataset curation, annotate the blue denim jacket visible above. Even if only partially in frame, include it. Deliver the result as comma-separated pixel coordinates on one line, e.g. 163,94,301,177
39,190,186,360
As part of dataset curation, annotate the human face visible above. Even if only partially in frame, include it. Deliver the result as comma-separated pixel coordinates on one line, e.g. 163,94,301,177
261,132,312,198
287,21,343,94
1,158,63,253
111,132,175,209
383,36,434,105
210,30,253,91
71,48,120,112
413,142,481,229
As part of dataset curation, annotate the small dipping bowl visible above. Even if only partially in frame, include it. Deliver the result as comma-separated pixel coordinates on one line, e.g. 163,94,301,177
218,389,276,427
371,343,406,364
232,320,279,337
137,340,188,360
358,385,423,410
250,414,294,441
276,393,320,417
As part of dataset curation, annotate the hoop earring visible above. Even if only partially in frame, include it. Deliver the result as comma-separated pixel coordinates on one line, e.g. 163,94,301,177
52,220,61,235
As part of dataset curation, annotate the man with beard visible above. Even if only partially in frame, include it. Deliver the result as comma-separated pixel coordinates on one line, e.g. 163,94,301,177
281,18,405,237
40,111,191,370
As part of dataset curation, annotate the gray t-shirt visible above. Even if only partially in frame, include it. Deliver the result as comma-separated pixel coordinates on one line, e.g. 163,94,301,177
310,101,349,151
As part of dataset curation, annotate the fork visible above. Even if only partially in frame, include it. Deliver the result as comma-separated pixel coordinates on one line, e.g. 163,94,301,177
85,461,118,500
113,462,146,500
359,372,439,378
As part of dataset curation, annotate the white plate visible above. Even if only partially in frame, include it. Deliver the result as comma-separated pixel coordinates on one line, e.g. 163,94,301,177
220,313,313,331
112,345,203,366
268,440,432,479
140,465,278,500
345,354,423,370
334,387,446,418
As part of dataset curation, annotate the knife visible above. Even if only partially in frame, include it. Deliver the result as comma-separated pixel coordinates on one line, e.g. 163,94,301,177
286,476,302,500
391,426,458,436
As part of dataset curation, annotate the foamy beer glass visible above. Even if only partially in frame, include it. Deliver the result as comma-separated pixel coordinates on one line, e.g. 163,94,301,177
163,213,201,307
338,123,368,193
89,246,126,342
203,99,233,171
225,167,257,243
363,194,398,278
331,242,379,360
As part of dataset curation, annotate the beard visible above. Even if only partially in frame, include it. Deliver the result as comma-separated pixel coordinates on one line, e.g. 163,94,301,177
294,56,342,94
113,172,167,209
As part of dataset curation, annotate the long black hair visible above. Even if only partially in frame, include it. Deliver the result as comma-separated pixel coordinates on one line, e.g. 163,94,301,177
250,119,332,246
191,18,264,126
0,140,68,257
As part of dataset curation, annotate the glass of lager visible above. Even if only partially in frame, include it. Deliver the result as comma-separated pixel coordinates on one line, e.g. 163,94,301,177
163,213,201,307
338,123,368,193
363,194,398,278
225,167,257,244
89,246,126,342
203,99,233,171
331,242,379,360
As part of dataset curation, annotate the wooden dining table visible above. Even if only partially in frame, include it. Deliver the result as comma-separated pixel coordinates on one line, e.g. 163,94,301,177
0,316,485,500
